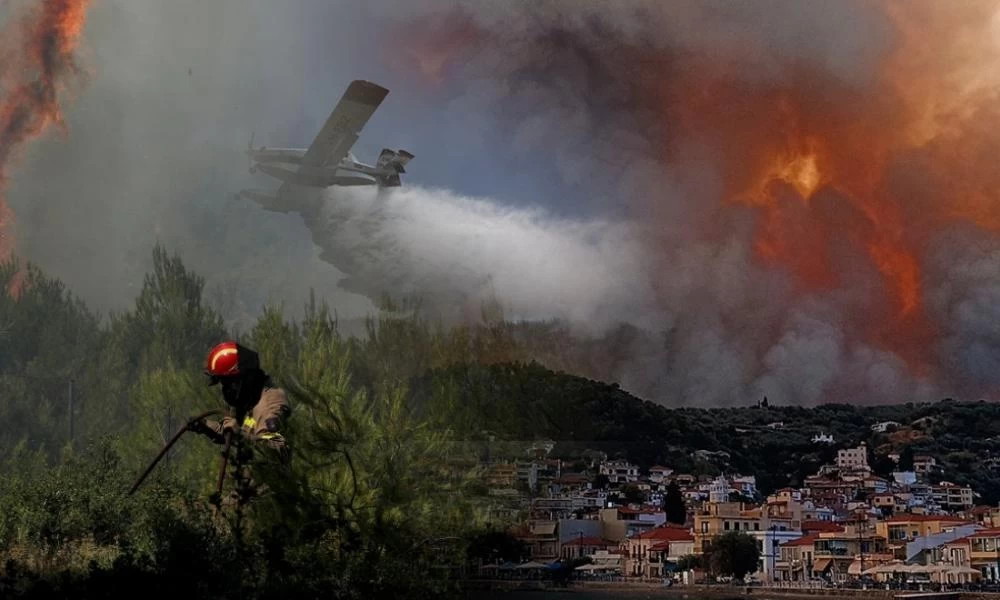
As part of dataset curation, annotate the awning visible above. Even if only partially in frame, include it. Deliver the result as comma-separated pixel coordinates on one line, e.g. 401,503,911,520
862,560,910,576
812,558,832,572
850,559,891,575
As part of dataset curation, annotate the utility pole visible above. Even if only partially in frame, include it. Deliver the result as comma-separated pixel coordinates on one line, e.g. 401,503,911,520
67,378,74,444
769,525,776,583
858,513,865,580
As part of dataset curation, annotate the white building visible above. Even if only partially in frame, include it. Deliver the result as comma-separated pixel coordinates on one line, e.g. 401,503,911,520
871,421,901,433
752,529,803,582
600,460,640,484
709,476,731,503
649,466,674,484
932,482,974,510
569,489,609,510
812,433,835,444
732,475,758,498
836,443,870,472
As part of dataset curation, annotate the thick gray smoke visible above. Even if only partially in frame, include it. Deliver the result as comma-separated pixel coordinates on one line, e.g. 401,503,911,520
4,0,997,406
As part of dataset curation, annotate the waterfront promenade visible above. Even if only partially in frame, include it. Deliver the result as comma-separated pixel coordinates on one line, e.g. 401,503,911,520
464,581,1000,600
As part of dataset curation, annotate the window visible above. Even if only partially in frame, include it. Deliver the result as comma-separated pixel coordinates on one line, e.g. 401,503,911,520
702,522,708,533
755,523,760,531
724,521,730,531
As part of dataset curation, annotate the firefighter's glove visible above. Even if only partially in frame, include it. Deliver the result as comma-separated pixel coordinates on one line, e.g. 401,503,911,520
222,416,239,434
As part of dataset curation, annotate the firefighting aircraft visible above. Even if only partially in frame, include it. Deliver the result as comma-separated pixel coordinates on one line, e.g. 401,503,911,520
237,80,413,212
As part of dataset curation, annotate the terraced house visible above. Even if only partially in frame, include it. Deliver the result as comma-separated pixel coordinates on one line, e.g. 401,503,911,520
811,524,890,582
942,528,1000,581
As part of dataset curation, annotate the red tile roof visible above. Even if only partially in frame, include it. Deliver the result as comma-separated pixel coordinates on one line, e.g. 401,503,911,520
885,514,970,524
781,534,819,547
801,521,845,533
634,526,695,541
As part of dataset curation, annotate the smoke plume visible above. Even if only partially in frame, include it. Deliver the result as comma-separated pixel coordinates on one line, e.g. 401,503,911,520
333,0,1000,406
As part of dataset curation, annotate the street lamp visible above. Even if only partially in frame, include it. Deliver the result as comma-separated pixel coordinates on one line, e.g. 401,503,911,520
769,525,777,583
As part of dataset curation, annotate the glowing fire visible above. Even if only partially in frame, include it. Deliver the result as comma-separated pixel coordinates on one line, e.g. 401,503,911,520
753,143,825,205
0,0,91,276
670,1,1000,376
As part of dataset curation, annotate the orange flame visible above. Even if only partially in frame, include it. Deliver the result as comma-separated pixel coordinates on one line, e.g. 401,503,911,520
652,1,1000,377
0,0,91,277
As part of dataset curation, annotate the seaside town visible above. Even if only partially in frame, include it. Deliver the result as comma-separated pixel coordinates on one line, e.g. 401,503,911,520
479,437,997,589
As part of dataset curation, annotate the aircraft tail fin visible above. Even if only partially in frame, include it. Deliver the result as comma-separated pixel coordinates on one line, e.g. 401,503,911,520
374,148,414,187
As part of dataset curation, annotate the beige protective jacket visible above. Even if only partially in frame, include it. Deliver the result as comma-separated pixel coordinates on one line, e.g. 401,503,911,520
203,387,290,457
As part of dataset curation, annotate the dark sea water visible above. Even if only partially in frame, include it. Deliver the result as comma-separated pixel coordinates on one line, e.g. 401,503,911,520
468,594,662,600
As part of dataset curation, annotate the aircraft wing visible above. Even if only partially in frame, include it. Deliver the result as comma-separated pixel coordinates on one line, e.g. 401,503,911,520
301,80,389,168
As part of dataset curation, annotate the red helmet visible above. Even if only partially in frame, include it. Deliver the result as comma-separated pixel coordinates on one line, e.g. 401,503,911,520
205,341,259,385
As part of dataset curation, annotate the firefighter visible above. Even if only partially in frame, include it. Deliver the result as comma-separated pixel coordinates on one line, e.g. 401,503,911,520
188,341,290,462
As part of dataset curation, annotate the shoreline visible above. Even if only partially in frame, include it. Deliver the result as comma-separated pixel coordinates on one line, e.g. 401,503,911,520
462,581,1000,600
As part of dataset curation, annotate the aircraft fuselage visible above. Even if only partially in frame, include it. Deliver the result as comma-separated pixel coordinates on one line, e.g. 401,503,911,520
254,162,377,187
249,148,379,186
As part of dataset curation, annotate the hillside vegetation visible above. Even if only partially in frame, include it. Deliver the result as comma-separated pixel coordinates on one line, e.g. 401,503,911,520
414,363,1000,502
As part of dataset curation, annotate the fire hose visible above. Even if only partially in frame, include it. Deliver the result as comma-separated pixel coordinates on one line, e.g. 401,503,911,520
127,408,223,496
